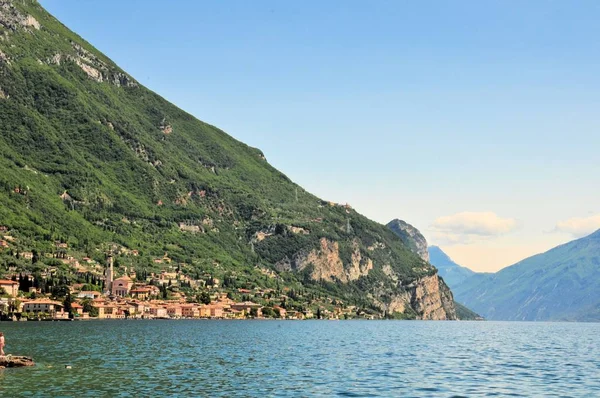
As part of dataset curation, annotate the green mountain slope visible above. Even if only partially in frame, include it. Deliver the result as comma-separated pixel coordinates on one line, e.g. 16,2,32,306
453,229,600,321
454,301,483,321
428,246,478,289
0,0,455,319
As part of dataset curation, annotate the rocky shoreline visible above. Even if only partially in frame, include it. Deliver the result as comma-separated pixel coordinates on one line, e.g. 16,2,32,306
0,355,35,368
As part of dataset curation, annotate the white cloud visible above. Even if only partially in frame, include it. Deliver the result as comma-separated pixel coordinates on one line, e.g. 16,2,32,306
430,211,517,245
554,214,600,238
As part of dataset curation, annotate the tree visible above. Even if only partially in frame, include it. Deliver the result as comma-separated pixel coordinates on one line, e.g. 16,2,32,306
51,284,69,299
262,306,275,318
81,299,98,317
63,293,73,317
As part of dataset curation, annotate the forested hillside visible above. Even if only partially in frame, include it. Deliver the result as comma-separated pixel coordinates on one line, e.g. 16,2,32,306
0,0,456,319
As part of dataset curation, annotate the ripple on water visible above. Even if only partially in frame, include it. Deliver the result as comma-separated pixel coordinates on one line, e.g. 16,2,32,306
0,321,599,396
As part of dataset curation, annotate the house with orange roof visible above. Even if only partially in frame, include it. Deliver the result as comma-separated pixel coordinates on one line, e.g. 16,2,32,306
230,301,262,317
116,302,138,318
126,301,147,317
130,287,153,300
92,303,124,319
203,304,224,318
166,305,182,318
71,302,84,316
23,300,64,316
181,304,200,318
147,306,168,318
274,306,287,319
225,308,245,319
0,280,19,297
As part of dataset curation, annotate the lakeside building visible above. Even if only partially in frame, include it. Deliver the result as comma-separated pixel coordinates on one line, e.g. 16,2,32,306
230,301,262,317
147,306,168,318
181,304,200,318
0,280,19,297
167,306,183,318
22,300,64,317
93,303,125,319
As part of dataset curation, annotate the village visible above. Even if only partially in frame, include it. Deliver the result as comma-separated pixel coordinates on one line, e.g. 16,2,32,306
0,227,366,321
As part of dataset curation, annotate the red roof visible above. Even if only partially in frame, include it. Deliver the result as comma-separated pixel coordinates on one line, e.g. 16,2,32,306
24,300,63,306
0,279,18,285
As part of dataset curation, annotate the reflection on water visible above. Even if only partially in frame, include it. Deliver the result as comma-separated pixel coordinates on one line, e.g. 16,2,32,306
0,320,598,397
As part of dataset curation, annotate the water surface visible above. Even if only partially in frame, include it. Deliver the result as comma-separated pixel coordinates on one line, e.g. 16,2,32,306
0,320,598,397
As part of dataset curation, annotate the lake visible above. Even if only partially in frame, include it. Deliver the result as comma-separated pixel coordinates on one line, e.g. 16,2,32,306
0,320,598,397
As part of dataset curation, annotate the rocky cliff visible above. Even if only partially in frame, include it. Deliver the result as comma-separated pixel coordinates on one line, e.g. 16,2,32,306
386,219,429,262
384,274,456,320
275,234,456,320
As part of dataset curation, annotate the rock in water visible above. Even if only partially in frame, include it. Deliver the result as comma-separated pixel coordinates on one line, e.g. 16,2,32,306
0,355,35,368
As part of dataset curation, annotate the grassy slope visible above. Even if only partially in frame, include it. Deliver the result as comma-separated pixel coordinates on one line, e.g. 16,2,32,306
0,0,441,314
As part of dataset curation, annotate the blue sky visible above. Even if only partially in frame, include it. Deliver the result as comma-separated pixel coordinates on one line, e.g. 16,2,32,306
40,0,600,271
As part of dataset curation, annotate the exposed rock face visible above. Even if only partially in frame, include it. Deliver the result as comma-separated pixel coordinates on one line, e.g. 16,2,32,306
273,234,457,319
44,44,137,87
410,274,456,320
347,240,373,281
0,355,35,368
289,226,309,235
387,219,429,262
0,0,40,32
160,118,173,134
1,2,137,89
303,238,346,282
275,237,374,283
386,274,457,320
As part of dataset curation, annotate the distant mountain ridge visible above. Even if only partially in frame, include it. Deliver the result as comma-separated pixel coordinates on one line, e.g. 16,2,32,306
428,246,478,289
453,229,600,321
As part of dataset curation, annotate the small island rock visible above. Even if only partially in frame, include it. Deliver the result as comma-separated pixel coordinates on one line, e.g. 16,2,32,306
0,356,35,368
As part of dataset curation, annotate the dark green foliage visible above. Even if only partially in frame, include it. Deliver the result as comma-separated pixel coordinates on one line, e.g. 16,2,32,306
0,0,445,315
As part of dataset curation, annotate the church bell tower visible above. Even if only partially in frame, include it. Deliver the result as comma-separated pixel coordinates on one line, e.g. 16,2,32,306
105,253,114,295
